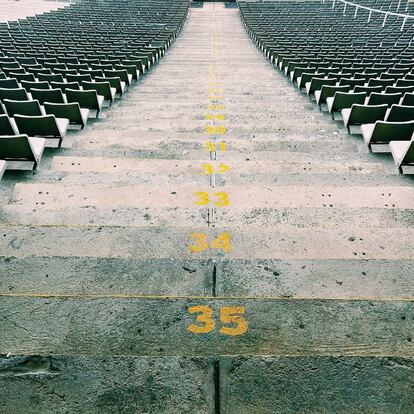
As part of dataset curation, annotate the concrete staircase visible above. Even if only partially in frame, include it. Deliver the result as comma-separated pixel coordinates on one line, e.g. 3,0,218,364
1,2,414,413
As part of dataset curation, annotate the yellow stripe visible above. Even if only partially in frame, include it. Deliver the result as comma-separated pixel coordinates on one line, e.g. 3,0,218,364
0,292,413,302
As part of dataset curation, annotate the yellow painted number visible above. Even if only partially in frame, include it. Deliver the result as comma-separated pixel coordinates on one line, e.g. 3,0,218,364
187,305,215,334
188,232,233,253
194,191,229,206
187,306,248,336
188,233,209,253
205,114,225,121
219,306,248,336
203,141,227,151
204,125,227,135
200,163,230,174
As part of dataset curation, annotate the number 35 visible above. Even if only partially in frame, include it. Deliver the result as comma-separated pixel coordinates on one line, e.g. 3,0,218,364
187,305,248,336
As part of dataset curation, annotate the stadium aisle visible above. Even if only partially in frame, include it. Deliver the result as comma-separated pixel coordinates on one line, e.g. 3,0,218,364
1,2,414,412
0,0,66,22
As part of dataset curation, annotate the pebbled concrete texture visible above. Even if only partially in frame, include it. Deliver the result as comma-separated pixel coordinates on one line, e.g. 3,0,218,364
0,355,214,414
220,356,414,414
1,1,414,412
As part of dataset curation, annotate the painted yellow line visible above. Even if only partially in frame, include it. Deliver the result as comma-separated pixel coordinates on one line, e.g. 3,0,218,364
0,292,413,302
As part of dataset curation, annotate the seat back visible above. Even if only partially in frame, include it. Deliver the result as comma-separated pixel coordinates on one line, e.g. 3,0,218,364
0,78,19,89
367,93,402,107
66,74,92,83
386,105,414,122
37,73,64,83
373,121,414,142
0,134,35,161
332,92,366,112
401,93,414,106
21,80,51,92
82,81,111,99
0,87,29,102
0,114,17,135
14,114,60,137
66,89,99,109
44,102,82,124
349,104,388,125
3,99,42,117
319,85,350,102
31,88,65,104
50,81,81,93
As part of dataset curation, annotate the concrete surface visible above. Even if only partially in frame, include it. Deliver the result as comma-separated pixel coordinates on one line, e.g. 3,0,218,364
0,0,67,22
1,1,413,412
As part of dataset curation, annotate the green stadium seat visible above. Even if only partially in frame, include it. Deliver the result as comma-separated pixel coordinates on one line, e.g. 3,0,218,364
0,134,46,170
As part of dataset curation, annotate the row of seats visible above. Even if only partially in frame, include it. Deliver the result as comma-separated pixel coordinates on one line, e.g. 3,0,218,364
0,0,191,180
239,0,414,173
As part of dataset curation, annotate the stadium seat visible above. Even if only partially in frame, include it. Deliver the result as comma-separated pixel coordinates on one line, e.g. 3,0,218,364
0,88,29,102
21,81,51,92
66,89,104,117
366,93,402,107
44,102,89,129
361,121,414,151
0,114,18,135
385,105,414,122
82,81,116,105
14,114,69,147
0,134,46,170
327,92,367,119
3,99,43,117
0,159,5,181
31,88,66,105
342,104,388,133
390,140,414,173
0,78,20,89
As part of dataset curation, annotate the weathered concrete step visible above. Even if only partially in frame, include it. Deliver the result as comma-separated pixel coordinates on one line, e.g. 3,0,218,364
1,296,413,356
216,258,414,299
0,355,214,414
11,184,413,209
218,172,412,186
1,256,413,300
0,257,213,296
0,226,413,259
214,207,414,228
1,354,413,413
0,206,209,227
50,157,388,175
220,356,414,414
91,120,332,132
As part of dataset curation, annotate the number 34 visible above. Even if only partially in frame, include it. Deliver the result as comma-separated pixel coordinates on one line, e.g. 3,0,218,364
187,305,248,336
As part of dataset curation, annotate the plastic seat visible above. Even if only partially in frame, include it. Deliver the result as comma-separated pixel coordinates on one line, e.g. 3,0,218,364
95,76,126,95
0,159,5,181
66,89,104,117
366,93,402,107
82,81,116,105
3,99,43,117
0,78,20,89
0,134,46,170
31,88,65,105
0,87,29,102
21,80,51,92
361,121,414,151
44,102,89,129
342,104,388,133
390,140,414,173
14,114,69,147
327,92,366,119
385,105,414,122
0,114,18,135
